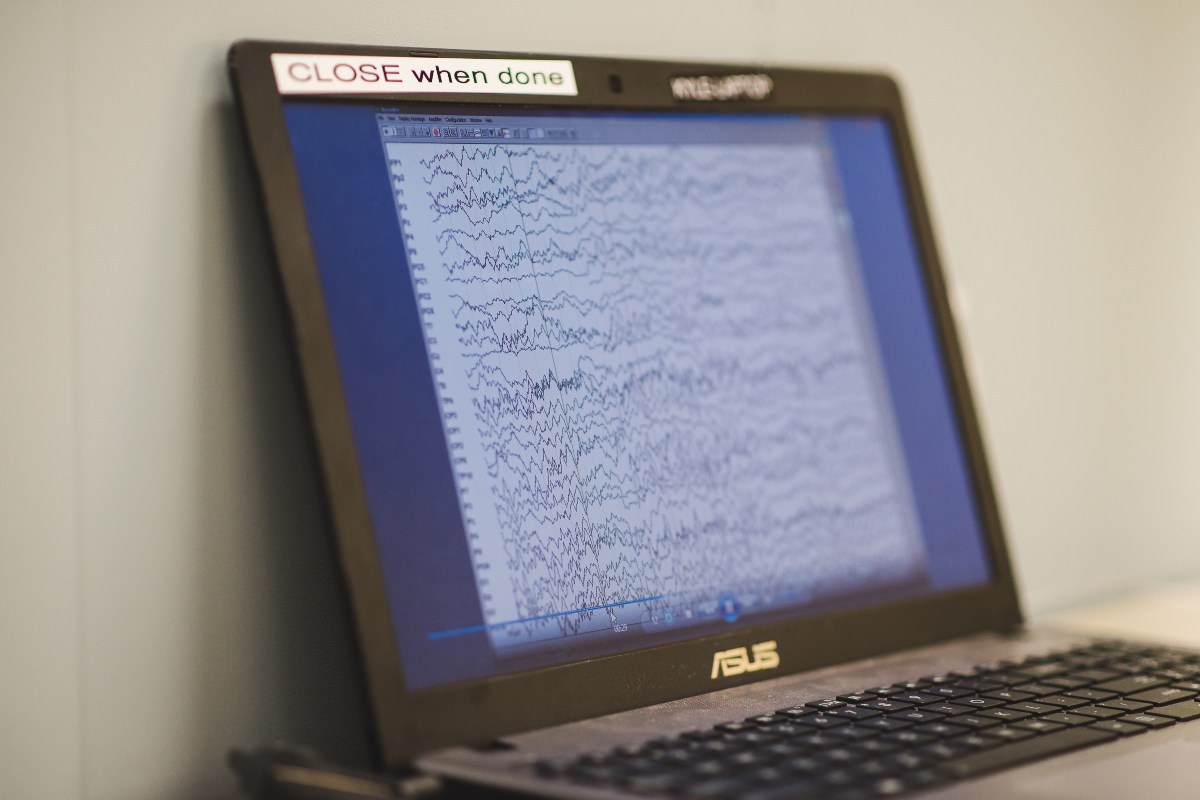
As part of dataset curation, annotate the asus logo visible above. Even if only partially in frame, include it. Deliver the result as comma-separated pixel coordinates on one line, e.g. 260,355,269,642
671,74,774,102
711,640,780,679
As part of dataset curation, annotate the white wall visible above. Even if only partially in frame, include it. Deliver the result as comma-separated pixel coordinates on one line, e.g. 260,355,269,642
3,2,1199,798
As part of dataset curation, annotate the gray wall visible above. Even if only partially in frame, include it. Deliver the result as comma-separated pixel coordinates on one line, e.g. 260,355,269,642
4,1,1200,798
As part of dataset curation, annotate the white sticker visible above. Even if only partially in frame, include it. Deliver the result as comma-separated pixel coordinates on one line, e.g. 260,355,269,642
271,53,578,96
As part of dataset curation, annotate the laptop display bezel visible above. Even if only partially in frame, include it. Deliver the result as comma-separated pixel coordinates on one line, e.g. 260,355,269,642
228,39,1023,768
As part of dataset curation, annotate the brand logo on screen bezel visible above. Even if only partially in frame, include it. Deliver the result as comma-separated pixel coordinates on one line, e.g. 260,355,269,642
711,640,781,679
671,74,774,102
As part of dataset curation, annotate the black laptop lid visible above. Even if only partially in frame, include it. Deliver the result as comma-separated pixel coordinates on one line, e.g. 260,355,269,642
229,42,1021,765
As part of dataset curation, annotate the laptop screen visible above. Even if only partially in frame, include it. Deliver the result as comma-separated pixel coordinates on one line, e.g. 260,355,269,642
281,103,992,691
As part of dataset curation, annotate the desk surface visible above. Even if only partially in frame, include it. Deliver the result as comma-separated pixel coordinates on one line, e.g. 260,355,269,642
1044,580,1200,649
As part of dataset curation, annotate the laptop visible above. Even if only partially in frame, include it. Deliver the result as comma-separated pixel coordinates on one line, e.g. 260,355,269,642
227,41,1200,799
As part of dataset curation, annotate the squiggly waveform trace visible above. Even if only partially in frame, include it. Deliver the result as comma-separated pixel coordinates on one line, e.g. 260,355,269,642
387,141,927,651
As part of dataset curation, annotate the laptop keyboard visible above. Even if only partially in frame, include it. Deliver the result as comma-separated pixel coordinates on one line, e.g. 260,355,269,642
533,640,1200,798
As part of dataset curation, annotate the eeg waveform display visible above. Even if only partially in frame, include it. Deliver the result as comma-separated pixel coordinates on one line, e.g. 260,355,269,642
385,137,930,655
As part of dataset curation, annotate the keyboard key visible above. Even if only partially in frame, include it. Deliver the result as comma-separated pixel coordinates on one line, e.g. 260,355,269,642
1105,661,1145,674
1098,698,1152,713
1043,675,1089,690
820,768,860,789
892,692,943,706
806,699,845,711
852,758,893,778
957,733,1004,750
925,685,975,699
1146,700,1200,721
859,717,913,733
1012,683,1061,697
983,689,1035,703
725,751,769,769
660,747,704,764
621,749,668,765
534,759,573,777
826,726,878,743
1088,719,1149,736
953,679,1005,693
780,754,828,773
904,769,946,791
892,709,945,724
1038,713,1094,727
867,777,907,797
926,703,977,717
854,739,903,756
830,706,881,721
981,671,1034,686
1132,655,1174,667
867,686,905,697
837,693,875,704
761,741,803,760
917,742,970,761
1094,674,1169,694
1064,688,1117,702
698,740,737,755
921,673,969,684
1017,662,1069,679
1011,719,1067,734
1118,713,1175,729
797,733,843,749
885,752,930,772
914,722,966,738
940,727,1117,780
570,765,623,784
1070,668,1121,683
864,699,914,713
1126,687,1198,706
1006,702,1056,715
955,696,1006,709
795,715,849,729
726,730,780,747
747,714,786,726
820,747,856,764
977,708,1031,722
687,761,725,778
747,767,790,789
945,714,1002,730
778,706,817,719
766,723,806,738
983,726,1036,743
1038,695,1089,709
880,730,937,749
683,777,754,797
625,773,688,793
1159,667,1200,681
1067,705,1122,720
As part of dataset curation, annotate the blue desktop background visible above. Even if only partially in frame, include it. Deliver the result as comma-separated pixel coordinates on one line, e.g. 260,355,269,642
282,103,992,691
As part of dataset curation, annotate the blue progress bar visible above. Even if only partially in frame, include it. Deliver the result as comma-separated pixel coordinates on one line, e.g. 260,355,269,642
427,594,665,641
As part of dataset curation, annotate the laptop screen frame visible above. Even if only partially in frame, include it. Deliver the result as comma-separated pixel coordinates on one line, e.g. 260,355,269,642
228,39,1023,767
